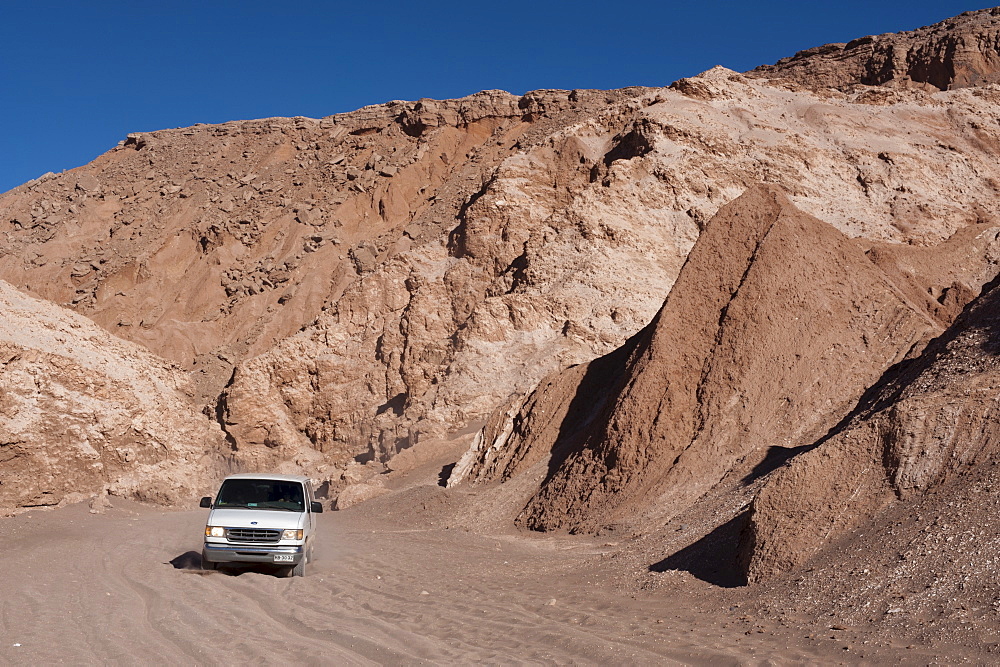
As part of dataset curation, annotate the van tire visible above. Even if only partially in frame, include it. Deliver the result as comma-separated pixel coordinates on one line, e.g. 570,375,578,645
201,552,216,571
292,559,305,577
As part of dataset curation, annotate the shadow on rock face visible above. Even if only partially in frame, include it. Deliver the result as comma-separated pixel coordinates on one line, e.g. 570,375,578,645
742,444,818,486
438,463,456,487
649,512,749,588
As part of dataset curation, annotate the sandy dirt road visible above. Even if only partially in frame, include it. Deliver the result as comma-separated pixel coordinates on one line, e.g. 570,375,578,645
0,496,954,665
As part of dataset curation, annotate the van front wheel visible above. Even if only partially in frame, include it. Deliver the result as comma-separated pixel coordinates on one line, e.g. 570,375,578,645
201,552,216,571
280,560,305,578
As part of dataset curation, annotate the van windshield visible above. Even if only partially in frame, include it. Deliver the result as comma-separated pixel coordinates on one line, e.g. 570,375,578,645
215,479,304,511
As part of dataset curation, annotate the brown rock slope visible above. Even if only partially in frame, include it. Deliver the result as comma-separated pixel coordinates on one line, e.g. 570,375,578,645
744,445,1000,646
452,185,1000,535
218,68,1000,476
1,90,598,404
749,7,1000,91
742,268,1000,583
0,281,227,510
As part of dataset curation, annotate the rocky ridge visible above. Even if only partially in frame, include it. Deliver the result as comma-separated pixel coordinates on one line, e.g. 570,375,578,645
749,7,1000,91
6,45,1000,488
0,280,227,509
178,65,1000,477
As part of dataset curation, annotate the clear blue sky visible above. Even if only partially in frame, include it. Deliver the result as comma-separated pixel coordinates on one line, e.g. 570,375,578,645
0,0,991,193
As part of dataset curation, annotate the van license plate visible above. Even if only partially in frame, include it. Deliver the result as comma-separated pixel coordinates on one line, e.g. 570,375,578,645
273,554,294,563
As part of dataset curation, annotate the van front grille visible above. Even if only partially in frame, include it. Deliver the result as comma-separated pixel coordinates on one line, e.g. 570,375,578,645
227,528,281,542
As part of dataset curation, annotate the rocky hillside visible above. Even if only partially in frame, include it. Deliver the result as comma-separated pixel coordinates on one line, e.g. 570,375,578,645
0,280,227,509
443,8,1000,612
13,61,995,480
450,186,1000,533
742,264,1000,583
224,63,1000,476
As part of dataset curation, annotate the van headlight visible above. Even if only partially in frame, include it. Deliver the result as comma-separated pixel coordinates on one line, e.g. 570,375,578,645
281,529,303,540
205,526,225,538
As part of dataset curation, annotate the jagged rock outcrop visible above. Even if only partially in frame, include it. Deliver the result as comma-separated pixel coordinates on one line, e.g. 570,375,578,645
0,281,227,510
741,270,1000,582
749,7,1000,91
452,186,1000,534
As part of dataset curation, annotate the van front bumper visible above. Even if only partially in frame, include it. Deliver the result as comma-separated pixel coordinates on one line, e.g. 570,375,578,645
203,542,304,565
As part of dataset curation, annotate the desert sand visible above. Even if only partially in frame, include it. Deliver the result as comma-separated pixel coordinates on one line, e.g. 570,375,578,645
0,486,975,665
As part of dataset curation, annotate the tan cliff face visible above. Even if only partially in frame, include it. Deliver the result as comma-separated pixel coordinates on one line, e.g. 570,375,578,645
189,68,1000,474
438,11,1000,599
0,90,550,403
5,72,1000,489
0,280,227,509
5,63,1000,439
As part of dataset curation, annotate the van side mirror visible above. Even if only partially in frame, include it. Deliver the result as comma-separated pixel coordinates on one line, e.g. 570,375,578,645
310,501,323,514
200,497,213,508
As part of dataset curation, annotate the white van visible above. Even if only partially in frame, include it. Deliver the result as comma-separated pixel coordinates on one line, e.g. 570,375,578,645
200,473,323,577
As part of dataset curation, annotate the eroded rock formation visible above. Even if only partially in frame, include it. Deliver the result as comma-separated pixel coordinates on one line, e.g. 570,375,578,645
0,280,227,509
6,46,1000,484
208,68,1000,475
4,8,1000,538
749,7,1000,91
452,186,1000,534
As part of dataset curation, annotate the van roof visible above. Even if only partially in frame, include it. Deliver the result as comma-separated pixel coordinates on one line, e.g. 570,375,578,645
221,473,310,484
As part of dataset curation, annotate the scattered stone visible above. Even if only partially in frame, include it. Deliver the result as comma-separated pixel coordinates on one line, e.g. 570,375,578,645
75,173,101,193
